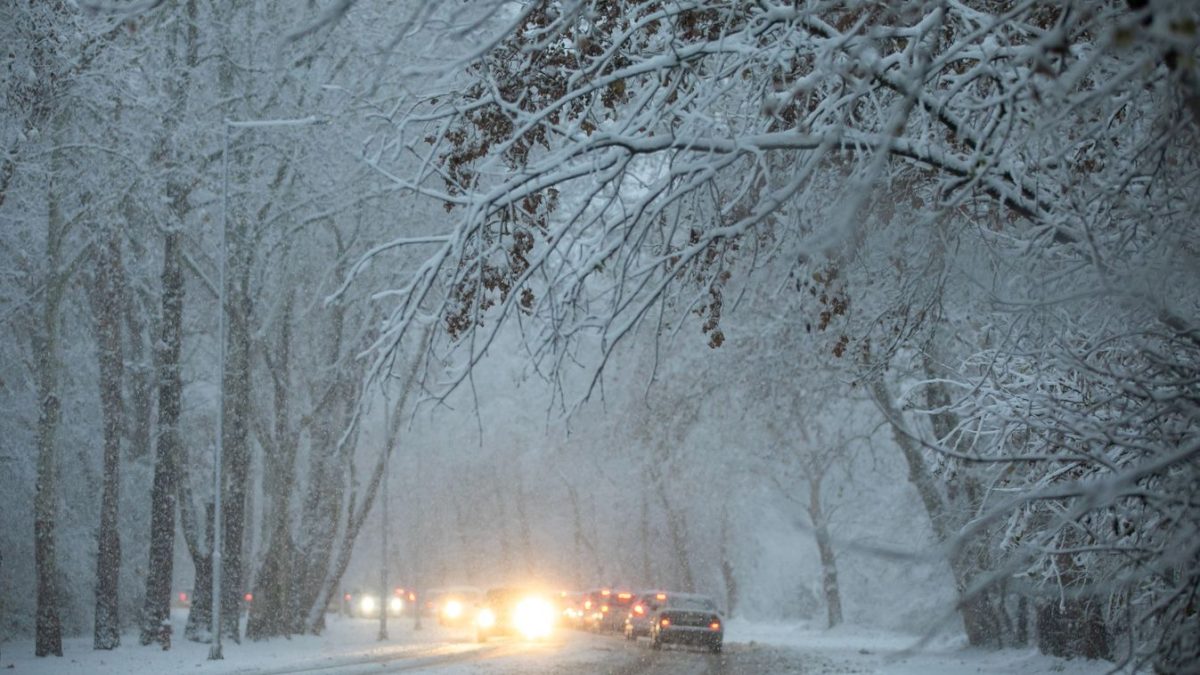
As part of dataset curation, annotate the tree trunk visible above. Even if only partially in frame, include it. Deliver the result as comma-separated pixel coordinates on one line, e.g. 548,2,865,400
808,475,842,628
92,230,125,650
302,327,430,633
871,376,1004,646
718,506,738,619
139,228,184,645
183,502,214,642
247,296,300,640
33,123,68,658
651,463,695,592
219,258,254,642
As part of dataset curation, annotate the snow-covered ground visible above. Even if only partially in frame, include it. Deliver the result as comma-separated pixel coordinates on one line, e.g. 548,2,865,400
0,611,1113,673
724,619,1110,674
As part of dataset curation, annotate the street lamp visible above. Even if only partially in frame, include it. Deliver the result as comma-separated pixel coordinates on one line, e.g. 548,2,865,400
379,391,391,641
210,115,326,661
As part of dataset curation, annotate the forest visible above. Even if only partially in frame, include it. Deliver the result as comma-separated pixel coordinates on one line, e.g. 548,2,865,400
1,1,1198,673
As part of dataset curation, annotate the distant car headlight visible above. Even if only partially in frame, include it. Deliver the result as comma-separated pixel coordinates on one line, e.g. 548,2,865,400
476,607,496,629
513,597,555,639
443,599,464,620
389,597,403,613
360,595,377,614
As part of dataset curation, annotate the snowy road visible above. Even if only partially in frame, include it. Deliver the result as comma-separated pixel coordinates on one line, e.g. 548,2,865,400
2,613,1105,674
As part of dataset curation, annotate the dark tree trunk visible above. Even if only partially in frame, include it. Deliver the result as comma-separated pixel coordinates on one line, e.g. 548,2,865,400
219,261,254,642
247,296,300,640
92,231,125,650
183,503,214,642
139,228,184,646
33,128,68,658
1036,598,1111,660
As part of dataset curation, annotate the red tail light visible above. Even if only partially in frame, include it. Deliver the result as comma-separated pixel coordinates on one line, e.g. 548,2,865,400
633,604,644,615
244,593,254,603
584,600,593,610
660,618,671,627
344,593,352,601
617,592,632,600
601,605,609,613
710,621,721,630
655,593,667,601
179,592,188,603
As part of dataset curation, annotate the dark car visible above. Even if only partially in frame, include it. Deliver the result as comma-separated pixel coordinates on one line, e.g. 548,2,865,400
646,592,724,653
624,590,669,640
599,589,637,632
577,588,636,632
474,587,557,642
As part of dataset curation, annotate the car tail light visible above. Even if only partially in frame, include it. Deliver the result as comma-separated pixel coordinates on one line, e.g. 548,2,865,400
633,604,644,615
601,589,611,597
344,593,352,601
179,592,188,603
656,593,667,601
394,587,404,596
584,600,592,610
244,593,253,603
710,621,721,630
617,592,631,600
660,618,670,627
601,605,609,613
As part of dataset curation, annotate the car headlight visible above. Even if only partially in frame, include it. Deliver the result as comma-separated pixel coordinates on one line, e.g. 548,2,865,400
476,607,496,629
513,597,555,639
443,599,464,620
360,595,376,614
389,597,403,613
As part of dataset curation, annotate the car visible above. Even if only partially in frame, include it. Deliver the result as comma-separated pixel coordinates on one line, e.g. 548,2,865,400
424,586,483,626
341,587,405,618
559,591,588,628
596,589,637,632
624,590,670,640
474,587,557,642
646,592,724,653
576,588,609,631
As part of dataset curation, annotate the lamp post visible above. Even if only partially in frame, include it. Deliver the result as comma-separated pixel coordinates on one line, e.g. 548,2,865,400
210,115,325,661
379,392,391,641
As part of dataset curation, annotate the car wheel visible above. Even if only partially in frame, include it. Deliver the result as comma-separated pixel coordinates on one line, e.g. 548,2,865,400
650,631,662,650
710,641,722,654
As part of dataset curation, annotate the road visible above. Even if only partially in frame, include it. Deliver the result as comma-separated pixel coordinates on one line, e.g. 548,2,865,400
232,623,837,675
0,614,1099,674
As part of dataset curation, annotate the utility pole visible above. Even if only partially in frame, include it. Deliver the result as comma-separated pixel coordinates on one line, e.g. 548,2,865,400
379,393,390,641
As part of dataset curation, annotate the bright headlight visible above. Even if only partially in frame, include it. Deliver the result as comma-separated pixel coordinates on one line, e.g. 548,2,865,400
513,597,555,639
389,597,403,613
476,607,496,629
360,595,376,614
443,599,464,620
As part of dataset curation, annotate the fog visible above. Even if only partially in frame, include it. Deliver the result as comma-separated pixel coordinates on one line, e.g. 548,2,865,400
2,1,1197,672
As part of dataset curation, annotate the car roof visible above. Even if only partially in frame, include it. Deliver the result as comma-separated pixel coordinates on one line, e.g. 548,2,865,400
659,592,719,607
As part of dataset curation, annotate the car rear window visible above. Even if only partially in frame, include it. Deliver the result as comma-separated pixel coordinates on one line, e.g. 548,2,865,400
667,596,716,612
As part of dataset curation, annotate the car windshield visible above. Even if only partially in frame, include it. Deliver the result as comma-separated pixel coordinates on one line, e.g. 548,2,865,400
666,596,716,612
